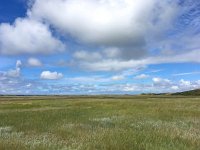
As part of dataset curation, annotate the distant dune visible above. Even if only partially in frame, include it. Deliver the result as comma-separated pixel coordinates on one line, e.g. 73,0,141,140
172,89,200,96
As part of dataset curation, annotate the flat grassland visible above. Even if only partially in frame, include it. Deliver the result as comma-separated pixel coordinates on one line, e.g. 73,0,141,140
0,95,199,150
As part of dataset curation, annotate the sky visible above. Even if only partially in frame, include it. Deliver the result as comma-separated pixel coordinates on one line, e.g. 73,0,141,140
0,0,200,95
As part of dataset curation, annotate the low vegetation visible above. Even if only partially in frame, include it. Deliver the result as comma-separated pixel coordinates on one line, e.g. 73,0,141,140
172,89,200,96
0,95,199,150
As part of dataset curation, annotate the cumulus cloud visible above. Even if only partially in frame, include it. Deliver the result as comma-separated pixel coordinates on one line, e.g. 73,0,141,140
152,77,172,86
30,0,178,45
179,79,191,87
40,71,63,80
27,58,42,67
28,0,182,60
1,0,200,95
7,60,22,78
150,77,200,93
171,79,199,92
171,86,179,90
26,0,200,70
1,71,200,94
0,18,65,55
122,84,137,92
16,60,22,67
0,60,21,78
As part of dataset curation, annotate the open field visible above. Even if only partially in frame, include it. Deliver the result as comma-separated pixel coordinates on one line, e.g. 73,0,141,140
0,95,199,150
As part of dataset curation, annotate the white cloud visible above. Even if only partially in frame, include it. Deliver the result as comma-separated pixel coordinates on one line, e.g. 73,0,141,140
0,18,65,55
40,71,63,80
7,60,22,78
172,71,200,76
28,58,42,67
135,74,149,79
26,83,32,87
76,49,200,71
150,78,200,93
171,86,179,90
16,60,22,68
102,47,121,58
179,79,191,87
111,75,124,81
152,77,171,86
148,69,163,73
78,59,147,71
196,80,200,85
7,69,20,78
73,50,102,62
64,75,111,83
1,0,200,95
122,84,136,92
2,71,200,94
29,0,179,60
31,0,178,45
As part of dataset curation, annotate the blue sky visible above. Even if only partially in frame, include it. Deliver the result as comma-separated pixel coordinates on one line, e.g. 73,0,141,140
0,0,200,95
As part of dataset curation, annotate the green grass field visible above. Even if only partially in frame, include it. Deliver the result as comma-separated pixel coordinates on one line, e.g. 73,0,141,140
0,95,199,150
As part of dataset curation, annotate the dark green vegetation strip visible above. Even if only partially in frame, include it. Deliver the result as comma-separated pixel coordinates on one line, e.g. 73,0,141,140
0,96,199,150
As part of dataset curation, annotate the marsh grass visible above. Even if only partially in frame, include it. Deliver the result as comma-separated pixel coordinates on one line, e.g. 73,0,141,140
0,95,199,149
